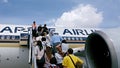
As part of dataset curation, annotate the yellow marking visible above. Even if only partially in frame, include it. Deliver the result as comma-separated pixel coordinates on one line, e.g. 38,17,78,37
0,39,20,41
20,41,28,45
0,43,27,47
68,44,85,48
66,40,85,42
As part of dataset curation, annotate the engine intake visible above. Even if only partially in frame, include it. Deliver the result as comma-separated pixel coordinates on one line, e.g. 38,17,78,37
85,28,120,68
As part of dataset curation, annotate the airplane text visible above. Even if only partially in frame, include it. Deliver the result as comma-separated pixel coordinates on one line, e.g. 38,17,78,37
0,26,31,33
63,29,96,35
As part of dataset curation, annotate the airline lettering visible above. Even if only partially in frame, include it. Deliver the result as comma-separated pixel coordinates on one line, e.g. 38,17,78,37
0,26,12,33
63,29,95,35
0,26,30,33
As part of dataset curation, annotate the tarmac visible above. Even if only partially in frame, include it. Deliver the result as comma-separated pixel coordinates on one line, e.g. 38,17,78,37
0,46,31,68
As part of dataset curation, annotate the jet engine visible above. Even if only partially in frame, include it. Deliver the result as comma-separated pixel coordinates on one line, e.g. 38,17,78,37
85,27,120,68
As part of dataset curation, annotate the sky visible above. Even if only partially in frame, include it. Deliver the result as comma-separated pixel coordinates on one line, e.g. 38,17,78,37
0,0,120,28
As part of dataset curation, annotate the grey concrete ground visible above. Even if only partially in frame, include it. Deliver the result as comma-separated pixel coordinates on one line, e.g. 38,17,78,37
0,46,31,68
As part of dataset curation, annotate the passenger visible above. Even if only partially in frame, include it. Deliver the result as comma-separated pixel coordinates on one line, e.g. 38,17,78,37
41,37,51,50
37,24,43,36
41,36,53,68
55,40,68,58
36,35,42,42
62,48,84,68
56,44,62,54
34,41,45,68
41,37,47,46
36,32,46,42
43,32,51,45
55,46,64,68
50,32,63,55
32,21,37,40
42,24,49,34
44,43,54,68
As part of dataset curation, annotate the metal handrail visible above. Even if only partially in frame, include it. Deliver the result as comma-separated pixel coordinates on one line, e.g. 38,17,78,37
28,29,32,63
28,28,37,68
32,44,37,68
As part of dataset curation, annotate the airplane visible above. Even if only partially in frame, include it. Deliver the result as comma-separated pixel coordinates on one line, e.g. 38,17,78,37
0,24,99,68
0,24,99,54
1,24,120,68
0,24,98,47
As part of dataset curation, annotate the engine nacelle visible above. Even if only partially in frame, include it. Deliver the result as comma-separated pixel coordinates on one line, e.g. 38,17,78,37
85,27,120,68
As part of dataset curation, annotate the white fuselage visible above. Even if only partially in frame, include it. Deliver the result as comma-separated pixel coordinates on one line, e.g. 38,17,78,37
0,24,99,46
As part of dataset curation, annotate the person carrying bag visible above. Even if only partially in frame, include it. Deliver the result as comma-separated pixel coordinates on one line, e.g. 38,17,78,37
69,55,83,68
62,48,84,68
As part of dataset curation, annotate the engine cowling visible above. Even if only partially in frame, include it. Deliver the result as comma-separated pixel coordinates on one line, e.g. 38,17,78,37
85,27,120,68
